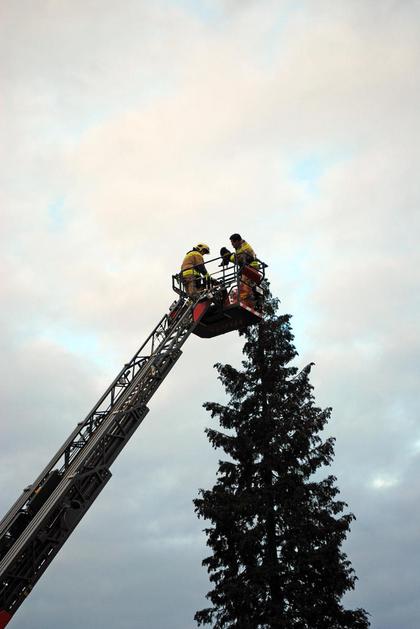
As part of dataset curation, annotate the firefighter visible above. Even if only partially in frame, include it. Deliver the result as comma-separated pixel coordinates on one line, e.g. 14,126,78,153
228,233,259,303
181,243,211,298
229,233,258,268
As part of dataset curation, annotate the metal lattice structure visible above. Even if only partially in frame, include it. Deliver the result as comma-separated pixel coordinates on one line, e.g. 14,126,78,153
0,295,206,625
0,256,267,627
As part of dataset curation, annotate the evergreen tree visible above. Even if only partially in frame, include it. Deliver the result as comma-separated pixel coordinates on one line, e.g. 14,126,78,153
194,291,369,628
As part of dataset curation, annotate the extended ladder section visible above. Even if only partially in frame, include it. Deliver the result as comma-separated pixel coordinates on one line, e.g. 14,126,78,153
0,295,208,627
0,255,267,627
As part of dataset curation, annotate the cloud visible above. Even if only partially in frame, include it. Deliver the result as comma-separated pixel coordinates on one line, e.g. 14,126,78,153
1,1,419,627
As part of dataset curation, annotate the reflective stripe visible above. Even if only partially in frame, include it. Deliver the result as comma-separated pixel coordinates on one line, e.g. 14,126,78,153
182,269,200,277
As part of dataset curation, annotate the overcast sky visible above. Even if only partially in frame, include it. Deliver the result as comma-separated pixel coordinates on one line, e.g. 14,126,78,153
1,1,419,627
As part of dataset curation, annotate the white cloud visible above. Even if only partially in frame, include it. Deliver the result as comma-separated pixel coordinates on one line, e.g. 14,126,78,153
371,475,399,490
1,1,419,627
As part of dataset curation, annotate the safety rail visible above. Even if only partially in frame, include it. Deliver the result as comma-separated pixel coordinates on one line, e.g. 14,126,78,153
172,254,267,302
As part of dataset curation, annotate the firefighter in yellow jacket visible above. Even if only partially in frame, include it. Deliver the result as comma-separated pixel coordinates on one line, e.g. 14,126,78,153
229,233,259,303
181,243,211,298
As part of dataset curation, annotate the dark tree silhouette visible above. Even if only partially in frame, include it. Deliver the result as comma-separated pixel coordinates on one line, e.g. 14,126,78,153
194,290,369,628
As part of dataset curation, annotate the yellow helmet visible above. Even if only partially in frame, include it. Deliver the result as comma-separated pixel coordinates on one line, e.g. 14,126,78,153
196,243,210,255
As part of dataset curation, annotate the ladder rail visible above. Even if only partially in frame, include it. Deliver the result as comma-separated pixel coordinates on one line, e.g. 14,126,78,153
0,298,193,541
0,294,206,614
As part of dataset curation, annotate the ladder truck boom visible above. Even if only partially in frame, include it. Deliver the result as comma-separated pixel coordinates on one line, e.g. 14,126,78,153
0,258,266,627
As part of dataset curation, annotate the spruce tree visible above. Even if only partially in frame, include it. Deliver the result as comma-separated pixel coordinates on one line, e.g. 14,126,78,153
194,291,369,628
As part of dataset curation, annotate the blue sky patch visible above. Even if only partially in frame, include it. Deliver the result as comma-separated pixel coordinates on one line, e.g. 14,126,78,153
46,327,99,358
293,156,324,181
172,0,222,22
291,155,325,194
47,197,66,230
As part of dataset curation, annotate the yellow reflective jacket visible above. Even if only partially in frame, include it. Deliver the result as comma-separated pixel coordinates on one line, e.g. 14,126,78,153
181,250,206,277
230,241,259,268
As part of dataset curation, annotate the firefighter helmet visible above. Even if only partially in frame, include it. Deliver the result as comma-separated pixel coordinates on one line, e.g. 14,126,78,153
196,243,210,255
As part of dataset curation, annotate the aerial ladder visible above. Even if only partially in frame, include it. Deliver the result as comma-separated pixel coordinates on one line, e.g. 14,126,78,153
0,256,266,627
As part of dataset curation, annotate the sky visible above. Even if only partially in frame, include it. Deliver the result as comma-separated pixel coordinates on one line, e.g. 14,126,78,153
1,0,419,627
